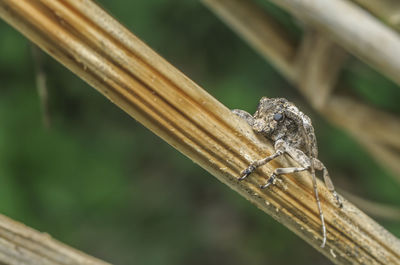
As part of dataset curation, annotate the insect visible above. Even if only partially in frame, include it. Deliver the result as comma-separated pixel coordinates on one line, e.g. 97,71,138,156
233,97,342,248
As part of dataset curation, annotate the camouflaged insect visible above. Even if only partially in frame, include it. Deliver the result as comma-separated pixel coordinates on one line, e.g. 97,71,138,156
233,97,342,248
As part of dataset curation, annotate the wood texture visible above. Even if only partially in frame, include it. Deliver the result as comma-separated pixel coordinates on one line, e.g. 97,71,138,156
0,0,399,264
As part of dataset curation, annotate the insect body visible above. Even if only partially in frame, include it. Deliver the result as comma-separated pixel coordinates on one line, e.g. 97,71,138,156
233,97,342,248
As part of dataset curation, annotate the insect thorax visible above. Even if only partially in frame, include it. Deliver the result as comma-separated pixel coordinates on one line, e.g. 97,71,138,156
253,97,315,154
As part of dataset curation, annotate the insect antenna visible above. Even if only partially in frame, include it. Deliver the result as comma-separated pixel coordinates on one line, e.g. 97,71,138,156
301,122,327,248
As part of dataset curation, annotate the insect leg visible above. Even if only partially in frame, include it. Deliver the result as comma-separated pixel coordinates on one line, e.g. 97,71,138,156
231,109,254,126
314,159,343,208
309,165,327,248
260,167,308,189
239,150,283,180
239,140,287,180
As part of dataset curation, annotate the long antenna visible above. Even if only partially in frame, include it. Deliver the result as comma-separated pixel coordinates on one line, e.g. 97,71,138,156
301,122,327,248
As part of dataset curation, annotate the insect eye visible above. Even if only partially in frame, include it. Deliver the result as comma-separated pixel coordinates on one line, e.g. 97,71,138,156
273,113,284,122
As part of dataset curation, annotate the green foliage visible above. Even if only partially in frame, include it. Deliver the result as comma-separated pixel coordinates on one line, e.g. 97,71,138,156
0,1,399,264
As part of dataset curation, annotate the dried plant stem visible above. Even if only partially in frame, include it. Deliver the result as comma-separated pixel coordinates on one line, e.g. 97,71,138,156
350,0,400,33
0,214,110,264
0,0,400,264
267,0,400,87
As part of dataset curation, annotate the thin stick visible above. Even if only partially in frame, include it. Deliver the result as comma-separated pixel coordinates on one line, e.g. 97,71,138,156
0,0,399,264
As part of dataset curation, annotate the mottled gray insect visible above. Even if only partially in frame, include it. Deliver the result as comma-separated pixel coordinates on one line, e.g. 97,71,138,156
233,97,342,248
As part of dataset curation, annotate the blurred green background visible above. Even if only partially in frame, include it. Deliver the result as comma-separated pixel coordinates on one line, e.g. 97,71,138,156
1,1,400,264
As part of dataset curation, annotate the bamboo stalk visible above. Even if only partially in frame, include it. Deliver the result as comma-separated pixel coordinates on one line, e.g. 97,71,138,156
0,0,399,264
